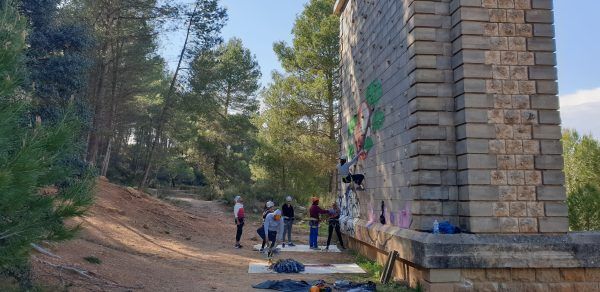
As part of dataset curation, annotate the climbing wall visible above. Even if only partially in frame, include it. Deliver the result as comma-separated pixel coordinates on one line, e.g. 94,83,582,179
337,0,567,234
338,0,457,232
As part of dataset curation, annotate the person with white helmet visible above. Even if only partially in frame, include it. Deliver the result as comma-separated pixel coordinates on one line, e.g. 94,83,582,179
281,195,295,247
337,151,366,191
233,196,245,249
257,209,285,252
262,200,275,222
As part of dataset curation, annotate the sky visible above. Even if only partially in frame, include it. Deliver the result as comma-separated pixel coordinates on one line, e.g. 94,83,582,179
160,0,600,138
554,0,600,138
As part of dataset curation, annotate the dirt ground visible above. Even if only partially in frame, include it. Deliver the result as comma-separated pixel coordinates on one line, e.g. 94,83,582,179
31,180,359,291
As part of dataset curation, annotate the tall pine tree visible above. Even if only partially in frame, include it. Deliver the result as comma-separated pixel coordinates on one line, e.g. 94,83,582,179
0,1,94,288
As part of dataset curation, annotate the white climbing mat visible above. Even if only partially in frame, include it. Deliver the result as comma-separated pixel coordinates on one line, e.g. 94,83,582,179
252,244,341,253
248,262,366,274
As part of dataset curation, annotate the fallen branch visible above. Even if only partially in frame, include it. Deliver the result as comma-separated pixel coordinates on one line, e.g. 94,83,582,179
34,257,93,279
33,256,144,290
31,243,61,259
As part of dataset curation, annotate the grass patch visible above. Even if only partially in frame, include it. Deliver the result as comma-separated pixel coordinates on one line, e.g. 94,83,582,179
351,252,420,292
83,256,102,265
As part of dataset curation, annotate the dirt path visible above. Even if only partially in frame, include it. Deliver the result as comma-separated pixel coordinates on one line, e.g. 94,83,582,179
32,180,357,291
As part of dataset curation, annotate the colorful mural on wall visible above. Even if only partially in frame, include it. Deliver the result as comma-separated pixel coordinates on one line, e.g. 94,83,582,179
345,79,385,160
339,79,385,235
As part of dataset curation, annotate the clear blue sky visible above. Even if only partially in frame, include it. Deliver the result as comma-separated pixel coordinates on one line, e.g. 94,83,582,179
160,0,600,136
554,0,600,95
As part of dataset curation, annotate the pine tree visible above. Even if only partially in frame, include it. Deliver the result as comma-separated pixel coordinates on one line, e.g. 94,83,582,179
0,1,94,288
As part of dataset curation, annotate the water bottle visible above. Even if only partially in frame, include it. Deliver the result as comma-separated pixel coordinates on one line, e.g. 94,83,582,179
433,220,439,234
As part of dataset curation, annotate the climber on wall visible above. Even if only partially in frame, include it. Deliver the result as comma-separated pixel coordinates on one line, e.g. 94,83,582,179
337,150,366,191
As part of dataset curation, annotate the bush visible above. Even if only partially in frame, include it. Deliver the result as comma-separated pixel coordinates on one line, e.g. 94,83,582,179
567,184,600,231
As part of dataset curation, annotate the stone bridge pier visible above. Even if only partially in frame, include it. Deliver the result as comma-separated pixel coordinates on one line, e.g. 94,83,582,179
334,0,600,290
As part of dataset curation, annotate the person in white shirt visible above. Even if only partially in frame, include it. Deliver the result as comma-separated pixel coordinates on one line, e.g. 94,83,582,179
233,196,245,249
337,151,365,190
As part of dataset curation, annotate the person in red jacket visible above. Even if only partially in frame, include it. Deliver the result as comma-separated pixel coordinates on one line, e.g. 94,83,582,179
308,197,329,250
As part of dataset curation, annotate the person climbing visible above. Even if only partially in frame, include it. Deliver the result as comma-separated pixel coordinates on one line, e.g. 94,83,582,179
233,196,245,249
308,197,330,250
337,150,366,191
326,202,345,250
262,201,275,221
281,196,295,248
257,209,284,252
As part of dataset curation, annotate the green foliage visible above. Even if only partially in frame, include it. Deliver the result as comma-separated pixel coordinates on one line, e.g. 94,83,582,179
20,0,93,124
0,0,27,97
252,0,340,204
567,184,600,231
177,38,260,193
83,256,101,265
0,3,94,287
0,101,95,273
562,129,600,231
562,129,600,195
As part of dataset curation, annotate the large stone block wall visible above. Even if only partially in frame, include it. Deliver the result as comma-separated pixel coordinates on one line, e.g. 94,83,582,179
451,0,567,233
337,0,567,234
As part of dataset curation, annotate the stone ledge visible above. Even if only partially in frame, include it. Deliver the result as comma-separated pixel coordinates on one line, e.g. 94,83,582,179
345,218,600,269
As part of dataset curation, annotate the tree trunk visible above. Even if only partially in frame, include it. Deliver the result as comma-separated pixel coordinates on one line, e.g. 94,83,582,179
326,74,337,195
86,53,109,166
281,164,286,193
100,138,112,177
139,3,200,189
100,36,122,179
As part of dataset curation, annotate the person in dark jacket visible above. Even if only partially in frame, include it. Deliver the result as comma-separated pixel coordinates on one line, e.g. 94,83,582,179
308,197,329,249
326,202,345,250
281,196,295,247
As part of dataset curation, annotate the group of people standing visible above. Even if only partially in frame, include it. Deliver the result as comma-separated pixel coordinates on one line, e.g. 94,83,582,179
232,195,345,251
232,151,365,251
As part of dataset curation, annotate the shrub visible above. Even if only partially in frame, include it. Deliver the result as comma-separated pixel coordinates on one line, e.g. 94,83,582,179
567,184,600,231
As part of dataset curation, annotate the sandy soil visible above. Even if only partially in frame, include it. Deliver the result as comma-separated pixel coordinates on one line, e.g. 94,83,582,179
31,180,357,291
